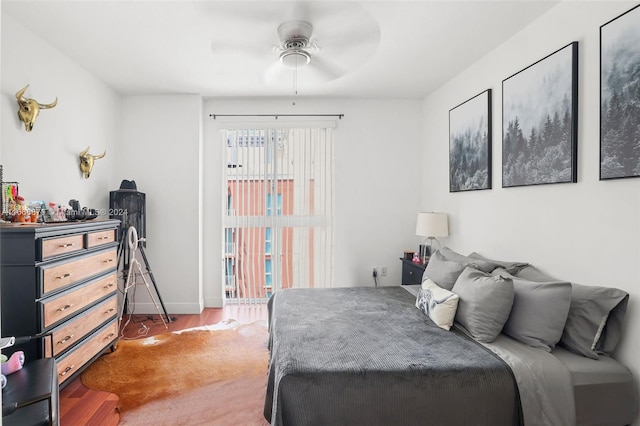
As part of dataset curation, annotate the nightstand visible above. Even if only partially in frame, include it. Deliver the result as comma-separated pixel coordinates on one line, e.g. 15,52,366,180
2,357,58,426
400,258,427,285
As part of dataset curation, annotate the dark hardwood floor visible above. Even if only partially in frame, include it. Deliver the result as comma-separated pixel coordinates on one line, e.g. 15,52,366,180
59,304,269,425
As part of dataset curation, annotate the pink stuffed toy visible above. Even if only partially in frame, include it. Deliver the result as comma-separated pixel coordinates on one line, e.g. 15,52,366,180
1,351,25,375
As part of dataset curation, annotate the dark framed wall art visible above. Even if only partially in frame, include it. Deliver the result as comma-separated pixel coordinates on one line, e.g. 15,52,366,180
502,42,578,188
449,89,492,192
600,4,640,180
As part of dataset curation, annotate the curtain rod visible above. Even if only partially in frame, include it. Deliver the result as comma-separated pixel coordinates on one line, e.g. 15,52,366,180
209,113,343,119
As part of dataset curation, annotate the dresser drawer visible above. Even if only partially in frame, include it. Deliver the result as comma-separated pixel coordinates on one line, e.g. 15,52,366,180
403,268,423,285
87,229,116,248
401,258,426,285
40,248,117,296
46,295,118,357
40,272,117,329
56,320,118,385
40,233,85,260
1,219,120,385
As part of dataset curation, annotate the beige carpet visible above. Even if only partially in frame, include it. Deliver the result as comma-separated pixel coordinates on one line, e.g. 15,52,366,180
81,320,270,425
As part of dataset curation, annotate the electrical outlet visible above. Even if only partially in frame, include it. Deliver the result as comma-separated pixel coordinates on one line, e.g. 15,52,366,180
380,266,387,276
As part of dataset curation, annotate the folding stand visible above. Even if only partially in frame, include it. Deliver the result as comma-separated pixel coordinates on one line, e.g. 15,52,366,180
117,226,171,329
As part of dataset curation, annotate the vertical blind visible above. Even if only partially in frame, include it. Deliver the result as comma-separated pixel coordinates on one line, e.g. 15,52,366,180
222,126,334,304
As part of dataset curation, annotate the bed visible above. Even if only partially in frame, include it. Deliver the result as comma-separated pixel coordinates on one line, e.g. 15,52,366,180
263,249,638,426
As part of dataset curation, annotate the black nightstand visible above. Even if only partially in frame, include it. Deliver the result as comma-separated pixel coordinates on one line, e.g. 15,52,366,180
400,258,427,285
2,357,58,426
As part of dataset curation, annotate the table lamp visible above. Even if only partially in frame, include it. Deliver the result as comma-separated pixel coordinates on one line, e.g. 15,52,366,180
415,212,449,263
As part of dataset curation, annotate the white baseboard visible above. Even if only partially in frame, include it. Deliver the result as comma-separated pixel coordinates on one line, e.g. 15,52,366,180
125,301,204,315
204,296,226,308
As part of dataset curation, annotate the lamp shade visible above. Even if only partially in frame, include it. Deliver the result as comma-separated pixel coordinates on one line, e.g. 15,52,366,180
415,212,449,238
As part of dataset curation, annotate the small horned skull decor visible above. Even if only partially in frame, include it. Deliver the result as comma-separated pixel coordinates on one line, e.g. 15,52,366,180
15,85,58,132
79,146,106,179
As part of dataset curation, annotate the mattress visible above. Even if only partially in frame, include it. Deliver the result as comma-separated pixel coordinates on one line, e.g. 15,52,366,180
403,284,639,426
266,287,523,426
402,284,421,294
551,346,638,426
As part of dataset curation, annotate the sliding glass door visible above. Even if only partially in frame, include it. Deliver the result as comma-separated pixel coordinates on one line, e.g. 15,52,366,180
222,126,334,303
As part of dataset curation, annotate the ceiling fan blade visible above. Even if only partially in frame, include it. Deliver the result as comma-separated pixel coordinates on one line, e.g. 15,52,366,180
263,60,288,84
277,2,335,27
210,41,268,58
306,55,346,82
198,2,287,25
199,2,334,31
311,20,381,74
319,23,381,50
311,2,379,37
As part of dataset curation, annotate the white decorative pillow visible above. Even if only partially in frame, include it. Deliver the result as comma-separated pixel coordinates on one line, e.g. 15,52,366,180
415,278,460,330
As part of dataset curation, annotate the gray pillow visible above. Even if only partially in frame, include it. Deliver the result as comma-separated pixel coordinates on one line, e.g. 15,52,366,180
451,267,514,343
439,247,496,273
560,284,629,360
492,268,571,351
469,252,529,275
422,251,467,291
515,265,559,282
515,265,629,359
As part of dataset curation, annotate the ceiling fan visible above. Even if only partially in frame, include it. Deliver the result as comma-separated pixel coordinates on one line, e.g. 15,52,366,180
274,20,317,69
263,19,346,86
209,2,381,89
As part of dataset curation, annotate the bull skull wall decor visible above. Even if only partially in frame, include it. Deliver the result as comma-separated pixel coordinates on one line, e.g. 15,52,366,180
79,147,106,178
15,85,58,132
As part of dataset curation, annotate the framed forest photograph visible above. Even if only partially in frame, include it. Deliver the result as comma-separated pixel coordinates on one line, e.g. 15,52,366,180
502,42,578,187
449,89,492,192
600,4,640,180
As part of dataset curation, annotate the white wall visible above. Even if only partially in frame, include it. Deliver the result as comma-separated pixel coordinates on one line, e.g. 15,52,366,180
202,98,423,307
1,12,204,316
0,8,423,315
118,95,204,314
421,0,640,393
0,14,120,210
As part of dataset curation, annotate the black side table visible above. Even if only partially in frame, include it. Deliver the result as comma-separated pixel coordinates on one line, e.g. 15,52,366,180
2,357,59,426
400,258,427,285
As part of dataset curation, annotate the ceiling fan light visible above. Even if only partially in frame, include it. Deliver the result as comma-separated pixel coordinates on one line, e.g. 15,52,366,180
279,49,311,69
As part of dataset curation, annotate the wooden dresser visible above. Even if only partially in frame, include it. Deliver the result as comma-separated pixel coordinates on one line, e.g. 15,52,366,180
0,219,120,387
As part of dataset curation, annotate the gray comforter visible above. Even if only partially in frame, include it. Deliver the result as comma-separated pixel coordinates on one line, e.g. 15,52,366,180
264,287,523,426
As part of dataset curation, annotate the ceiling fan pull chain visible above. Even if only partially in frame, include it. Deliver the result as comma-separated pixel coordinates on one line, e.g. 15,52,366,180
294,61,298,96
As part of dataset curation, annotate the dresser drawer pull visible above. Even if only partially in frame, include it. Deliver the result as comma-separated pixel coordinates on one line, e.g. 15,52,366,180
103,283,115,289
98,236,110,240
102,258,114,264
56,273,73,279
105,308,116,314
57,304,74,312
106,333,116,340
59,365,75,377
59,243,76,248
58,335,74,345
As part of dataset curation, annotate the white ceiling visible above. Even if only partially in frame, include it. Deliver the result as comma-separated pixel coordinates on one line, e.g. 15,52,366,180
2,1,559,99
